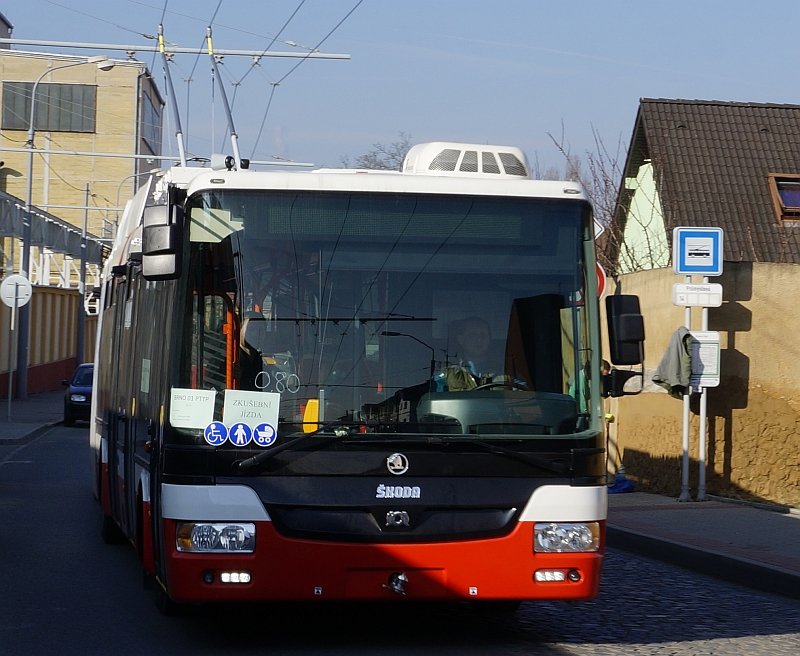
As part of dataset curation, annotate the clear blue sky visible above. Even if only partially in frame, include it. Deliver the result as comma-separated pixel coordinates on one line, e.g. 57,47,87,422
3,0,799,171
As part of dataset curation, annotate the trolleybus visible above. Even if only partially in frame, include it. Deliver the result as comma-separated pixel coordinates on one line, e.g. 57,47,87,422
90,142,644,613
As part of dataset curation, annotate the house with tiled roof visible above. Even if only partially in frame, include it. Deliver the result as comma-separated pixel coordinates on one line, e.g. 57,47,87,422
604,98,800,509
606,98,800,274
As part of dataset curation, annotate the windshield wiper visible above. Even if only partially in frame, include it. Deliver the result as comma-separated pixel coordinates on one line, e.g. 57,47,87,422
343,434,570,476
468,438,570,475
236,421,352,473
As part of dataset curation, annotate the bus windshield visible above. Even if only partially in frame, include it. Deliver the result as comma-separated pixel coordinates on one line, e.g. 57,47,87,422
174,190,594,440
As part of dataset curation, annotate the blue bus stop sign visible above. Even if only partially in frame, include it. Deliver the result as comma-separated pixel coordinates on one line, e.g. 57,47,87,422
673,227,723,276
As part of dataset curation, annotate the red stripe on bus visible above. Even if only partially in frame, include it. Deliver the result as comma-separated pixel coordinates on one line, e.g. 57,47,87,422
160,519,604,603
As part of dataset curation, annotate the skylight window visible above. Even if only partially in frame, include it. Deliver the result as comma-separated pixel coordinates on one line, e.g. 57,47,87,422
768,174,800,223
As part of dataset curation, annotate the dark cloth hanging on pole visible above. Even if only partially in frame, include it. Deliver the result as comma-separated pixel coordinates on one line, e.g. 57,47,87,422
652,326,693,399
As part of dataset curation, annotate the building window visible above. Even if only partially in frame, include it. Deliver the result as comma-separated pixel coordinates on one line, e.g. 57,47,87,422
141,92,161,154
2,82,97,132
767,173,800,223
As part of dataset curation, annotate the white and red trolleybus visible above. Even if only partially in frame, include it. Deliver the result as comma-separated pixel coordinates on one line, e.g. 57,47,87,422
90,142,644,613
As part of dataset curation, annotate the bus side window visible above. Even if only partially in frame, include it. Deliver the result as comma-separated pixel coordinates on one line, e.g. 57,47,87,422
201,295,235,391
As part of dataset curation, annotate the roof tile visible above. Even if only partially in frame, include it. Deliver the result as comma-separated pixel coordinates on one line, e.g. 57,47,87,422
618,98,800,263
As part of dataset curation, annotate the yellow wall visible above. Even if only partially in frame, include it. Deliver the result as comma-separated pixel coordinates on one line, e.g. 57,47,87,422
0,51,160,235
607,263,800,507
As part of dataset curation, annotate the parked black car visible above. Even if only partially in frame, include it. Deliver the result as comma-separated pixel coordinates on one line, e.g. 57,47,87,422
63,363,93,427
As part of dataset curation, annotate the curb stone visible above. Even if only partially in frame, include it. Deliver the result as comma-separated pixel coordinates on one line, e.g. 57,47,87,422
0,421,62,446
607,524,800,601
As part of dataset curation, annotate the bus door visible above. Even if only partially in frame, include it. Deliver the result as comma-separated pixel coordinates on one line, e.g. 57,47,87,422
122,270,147,537
109,266,138,536
105,271,125,528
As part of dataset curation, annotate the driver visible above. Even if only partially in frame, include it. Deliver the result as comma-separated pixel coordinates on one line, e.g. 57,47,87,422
437,316,504,391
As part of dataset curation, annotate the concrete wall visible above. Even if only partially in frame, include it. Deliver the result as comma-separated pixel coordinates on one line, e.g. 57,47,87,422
607,262,800,507
0,286,97,395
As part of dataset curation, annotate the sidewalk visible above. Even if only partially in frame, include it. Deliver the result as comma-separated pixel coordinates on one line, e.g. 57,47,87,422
0,389,65,445
607,491,800,601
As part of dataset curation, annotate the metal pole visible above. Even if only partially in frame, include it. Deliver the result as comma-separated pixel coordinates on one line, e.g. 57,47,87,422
16,101,36,398
679,275,692,502
6,283,17,421
208,27,243,168
159,25,187,167
0,37,351,60
17,58,102,398
697,276,710,501
76,185,88,365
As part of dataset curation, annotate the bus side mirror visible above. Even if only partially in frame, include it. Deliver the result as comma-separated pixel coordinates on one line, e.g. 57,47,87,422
604,295,645,397
606,295,645,365
142,203,184,281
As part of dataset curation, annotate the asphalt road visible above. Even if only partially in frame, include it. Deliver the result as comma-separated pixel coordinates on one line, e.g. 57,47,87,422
1,426,799,656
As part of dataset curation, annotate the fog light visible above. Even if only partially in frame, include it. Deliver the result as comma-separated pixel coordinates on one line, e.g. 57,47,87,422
220,571,251,584
535,570,566,582
202,571,215,584
567,569,581,582
176,522,255,553
534,522,600,553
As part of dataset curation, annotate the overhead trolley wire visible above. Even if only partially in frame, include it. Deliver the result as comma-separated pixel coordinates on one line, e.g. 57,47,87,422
127,0,319,51
232,0,307,103
43,0,158,39
249,0,364,159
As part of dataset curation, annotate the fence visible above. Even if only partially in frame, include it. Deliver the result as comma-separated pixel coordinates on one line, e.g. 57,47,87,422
0,286,97,396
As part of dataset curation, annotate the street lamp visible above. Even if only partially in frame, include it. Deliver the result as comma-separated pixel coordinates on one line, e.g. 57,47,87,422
17,56,115,398
381,331,437,391
114,168,162,235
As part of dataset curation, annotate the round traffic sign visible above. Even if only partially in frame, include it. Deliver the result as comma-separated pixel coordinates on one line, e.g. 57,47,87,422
597,263,607,298
228,422,253,447
253,423,277,447
0,275,33,308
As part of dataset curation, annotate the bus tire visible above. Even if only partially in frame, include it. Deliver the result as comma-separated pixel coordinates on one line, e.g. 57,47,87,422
154,583,184,616
101,513,127,545
472,599,522,614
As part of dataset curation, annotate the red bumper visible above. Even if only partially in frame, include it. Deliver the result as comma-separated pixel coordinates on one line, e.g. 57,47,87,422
162,519,604,603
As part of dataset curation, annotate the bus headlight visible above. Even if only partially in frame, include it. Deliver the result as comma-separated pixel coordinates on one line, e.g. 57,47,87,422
534,522,600,553
176,522,256,553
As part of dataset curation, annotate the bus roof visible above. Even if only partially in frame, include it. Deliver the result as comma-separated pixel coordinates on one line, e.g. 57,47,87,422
166,166,590,203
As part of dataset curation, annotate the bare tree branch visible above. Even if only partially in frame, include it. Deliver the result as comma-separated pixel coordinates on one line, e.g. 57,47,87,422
340,132,413,171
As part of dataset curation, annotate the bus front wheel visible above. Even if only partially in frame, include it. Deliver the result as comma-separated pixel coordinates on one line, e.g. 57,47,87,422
154,583,184,616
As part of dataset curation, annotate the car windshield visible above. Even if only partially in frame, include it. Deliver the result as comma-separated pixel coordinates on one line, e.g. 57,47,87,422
72,366,93,386
171,190,595,441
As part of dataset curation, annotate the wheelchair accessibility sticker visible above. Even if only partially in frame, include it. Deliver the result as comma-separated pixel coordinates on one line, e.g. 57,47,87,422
203,421,228,446
253,423,277,447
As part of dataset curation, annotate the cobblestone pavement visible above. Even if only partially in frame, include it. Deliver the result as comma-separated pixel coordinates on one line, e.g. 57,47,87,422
180,548,800,656
511,548,800,655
